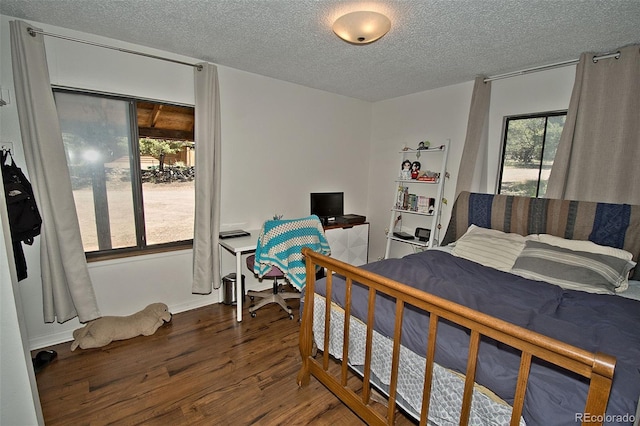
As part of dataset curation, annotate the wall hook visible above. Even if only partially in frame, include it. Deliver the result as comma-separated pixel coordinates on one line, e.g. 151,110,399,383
0,88,10,107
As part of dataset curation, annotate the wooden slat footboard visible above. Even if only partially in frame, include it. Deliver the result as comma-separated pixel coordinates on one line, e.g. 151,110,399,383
297,248,616,426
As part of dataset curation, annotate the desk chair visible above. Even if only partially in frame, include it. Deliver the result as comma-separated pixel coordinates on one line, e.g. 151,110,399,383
245,254,297,319
247,215,331,319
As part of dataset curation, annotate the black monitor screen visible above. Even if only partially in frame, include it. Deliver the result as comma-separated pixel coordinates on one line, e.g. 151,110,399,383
310,192,344,219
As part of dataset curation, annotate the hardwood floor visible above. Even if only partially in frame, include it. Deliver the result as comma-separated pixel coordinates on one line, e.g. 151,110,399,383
33,296,413,425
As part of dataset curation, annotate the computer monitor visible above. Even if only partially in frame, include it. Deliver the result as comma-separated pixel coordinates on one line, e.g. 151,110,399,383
310,192,344,221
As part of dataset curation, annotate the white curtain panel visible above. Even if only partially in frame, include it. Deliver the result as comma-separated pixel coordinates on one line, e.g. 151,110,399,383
547,44,640,204
454,76,492,198
192,63,222,294
10,20,101,323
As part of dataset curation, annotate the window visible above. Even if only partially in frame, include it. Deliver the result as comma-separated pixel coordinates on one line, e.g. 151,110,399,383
498,111,566,197
53,89,195,258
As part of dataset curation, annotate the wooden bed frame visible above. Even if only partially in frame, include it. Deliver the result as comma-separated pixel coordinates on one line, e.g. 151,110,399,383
296,247,616,426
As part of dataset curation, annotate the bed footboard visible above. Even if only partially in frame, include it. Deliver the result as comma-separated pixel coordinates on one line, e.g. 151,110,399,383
297,248,616,426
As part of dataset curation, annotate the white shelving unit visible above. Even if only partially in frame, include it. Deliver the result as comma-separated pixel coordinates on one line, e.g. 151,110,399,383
384,142,448,259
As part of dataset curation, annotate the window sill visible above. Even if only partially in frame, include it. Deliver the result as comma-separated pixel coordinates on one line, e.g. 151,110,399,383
86,242,193,263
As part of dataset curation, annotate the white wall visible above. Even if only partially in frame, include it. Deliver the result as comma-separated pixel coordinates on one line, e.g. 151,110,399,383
368,82,473,259
0,15,372,350
1,198,44,426
367,67,575,260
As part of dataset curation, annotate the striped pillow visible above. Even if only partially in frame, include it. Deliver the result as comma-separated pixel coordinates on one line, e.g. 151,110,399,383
451,225,535,272
511,241,636,294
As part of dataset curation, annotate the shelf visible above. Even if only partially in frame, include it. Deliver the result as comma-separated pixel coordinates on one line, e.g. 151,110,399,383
386,141,449,259
387,235,430,247
398,146,445,154
395,179,439,185
392,208,434,216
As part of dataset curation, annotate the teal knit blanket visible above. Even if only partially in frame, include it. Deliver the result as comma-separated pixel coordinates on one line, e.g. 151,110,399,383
254,215,331,290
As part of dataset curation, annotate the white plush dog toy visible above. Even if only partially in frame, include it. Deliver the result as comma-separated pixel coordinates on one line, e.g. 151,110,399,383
71,303,172,351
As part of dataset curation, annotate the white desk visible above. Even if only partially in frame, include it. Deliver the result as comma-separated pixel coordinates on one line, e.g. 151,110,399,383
219,230,259,322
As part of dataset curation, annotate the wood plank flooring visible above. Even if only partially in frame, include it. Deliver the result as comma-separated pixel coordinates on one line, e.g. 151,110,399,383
33,296,414,425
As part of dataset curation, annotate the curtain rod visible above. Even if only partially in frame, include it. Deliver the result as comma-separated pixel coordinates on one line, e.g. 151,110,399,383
484,51,621,83
25,25,621,81
26,27,204,71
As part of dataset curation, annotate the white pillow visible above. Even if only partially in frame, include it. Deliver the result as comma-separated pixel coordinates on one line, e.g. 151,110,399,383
451,225,537,272
538,234,633,261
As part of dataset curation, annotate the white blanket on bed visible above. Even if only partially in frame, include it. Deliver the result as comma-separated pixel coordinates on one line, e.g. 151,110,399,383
313,293,526,426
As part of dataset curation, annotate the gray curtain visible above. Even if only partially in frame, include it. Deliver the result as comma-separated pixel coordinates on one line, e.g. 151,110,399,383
547,44,640,204
454,76,492,198
192,63,222,294
10,20,101,323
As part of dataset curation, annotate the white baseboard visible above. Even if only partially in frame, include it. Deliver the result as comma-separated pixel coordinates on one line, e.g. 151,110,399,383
29,298,223,351
29,330,76,352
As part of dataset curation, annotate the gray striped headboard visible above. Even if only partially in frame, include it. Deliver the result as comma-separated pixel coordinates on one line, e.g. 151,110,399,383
442,191,640,280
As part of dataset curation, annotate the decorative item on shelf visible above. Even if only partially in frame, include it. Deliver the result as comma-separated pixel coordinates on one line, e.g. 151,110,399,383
395,186,420,212
417,196,428,213
393,231,414,240
403,187,409,210
393,214,402,233
396,185,407,209
411,161,421,179
417,170,439,182
416,197,435,214
417,140,430,150
273,214,283,220
416,140,430,158
408,193,418,211
415,227,431,242
400,159,412,180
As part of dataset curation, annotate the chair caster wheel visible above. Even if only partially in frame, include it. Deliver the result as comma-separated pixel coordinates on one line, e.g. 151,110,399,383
251,312,257,318
289,314,294,320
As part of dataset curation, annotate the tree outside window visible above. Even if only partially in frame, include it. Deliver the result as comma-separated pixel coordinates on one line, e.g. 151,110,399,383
498,112,566,198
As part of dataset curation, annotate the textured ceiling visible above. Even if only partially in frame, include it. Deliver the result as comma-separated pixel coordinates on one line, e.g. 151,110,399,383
2,0,640,102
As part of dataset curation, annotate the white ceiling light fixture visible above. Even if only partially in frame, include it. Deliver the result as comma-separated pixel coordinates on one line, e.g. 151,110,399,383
332,11,391,45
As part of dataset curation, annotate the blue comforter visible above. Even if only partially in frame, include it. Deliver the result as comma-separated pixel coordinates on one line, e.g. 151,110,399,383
313,250,640,426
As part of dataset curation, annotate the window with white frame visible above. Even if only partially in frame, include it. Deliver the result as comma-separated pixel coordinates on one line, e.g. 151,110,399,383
53,89,195,258
498,111,566,198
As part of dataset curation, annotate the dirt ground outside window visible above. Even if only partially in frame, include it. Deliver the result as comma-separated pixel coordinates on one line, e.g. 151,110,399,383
74,181,195,251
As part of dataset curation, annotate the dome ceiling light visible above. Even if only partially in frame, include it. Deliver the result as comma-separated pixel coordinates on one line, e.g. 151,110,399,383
332,11,391,45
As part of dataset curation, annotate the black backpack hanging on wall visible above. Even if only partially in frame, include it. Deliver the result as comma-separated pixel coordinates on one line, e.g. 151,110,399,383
2,149,42,280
